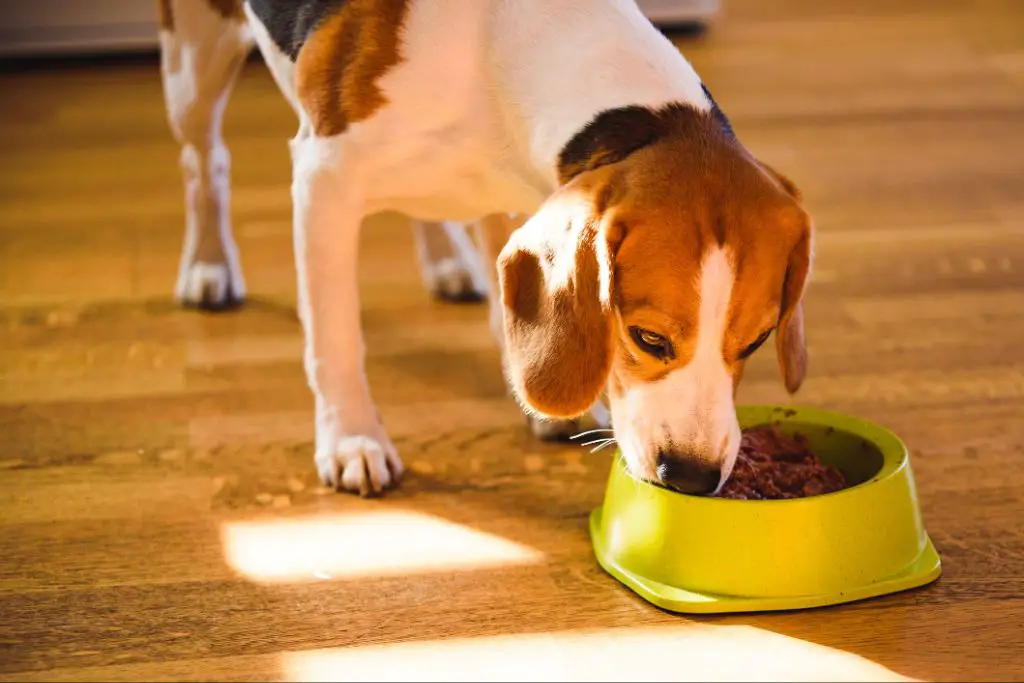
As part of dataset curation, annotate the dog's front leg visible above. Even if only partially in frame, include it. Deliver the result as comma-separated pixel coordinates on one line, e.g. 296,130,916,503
292,138,402,495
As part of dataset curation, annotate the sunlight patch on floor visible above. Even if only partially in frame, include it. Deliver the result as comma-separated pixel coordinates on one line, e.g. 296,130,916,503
220,510,544,583
281,624,915,682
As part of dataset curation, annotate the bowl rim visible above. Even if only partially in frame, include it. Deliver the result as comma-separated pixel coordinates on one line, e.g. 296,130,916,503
612,403,910,505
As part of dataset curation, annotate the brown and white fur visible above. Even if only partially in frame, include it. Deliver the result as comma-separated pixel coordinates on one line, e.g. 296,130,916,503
157,0,813,497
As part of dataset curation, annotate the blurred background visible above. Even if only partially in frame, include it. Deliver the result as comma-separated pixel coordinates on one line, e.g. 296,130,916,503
0,0,714,56
1,1,1022,682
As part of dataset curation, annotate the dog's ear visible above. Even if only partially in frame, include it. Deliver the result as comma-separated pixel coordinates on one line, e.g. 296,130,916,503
497,190,620,419
758,160,804,203
759,163,813,395
776,222,811,394
749,160,811,393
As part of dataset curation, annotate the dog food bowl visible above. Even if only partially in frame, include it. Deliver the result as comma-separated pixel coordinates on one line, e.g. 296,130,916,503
589,404,942,614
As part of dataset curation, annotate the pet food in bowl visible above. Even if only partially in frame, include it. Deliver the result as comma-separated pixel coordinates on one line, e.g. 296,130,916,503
716,425,847,500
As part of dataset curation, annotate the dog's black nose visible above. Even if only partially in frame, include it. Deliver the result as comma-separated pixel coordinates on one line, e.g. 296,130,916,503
656,451,721,495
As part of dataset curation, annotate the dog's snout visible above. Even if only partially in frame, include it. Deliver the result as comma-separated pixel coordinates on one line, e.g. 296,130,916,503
656,450,721,495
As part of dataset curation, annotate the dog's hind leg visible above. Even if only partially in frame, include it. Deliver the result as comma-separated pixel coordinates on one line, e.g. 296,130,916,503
411,220,489,303
158,0,253,310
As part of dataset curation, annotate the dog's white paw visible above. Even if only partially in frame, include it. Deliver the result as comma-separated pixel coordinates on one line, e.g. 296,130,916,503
176,261,245,310
426,257,488,303
315,435,405,497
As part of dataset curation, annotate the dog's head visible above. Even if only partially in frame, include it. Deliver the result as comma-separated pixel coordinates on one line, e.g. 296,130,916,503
498,102,813,494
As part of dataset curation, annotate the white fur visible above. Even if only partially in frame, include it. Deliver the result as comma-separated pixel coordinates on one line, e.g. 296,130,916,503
165,0,710,493
611,248,742,490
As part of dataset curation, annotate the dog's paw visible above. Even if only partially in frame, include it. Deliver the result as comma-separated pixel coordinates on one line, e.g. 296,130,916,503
315,435,404,497
426,257,487,303
177,261,245,311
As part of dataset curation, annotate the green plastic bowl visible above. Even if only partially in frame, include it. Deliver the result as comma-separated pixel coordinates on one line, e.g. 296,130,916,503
589,404,941,614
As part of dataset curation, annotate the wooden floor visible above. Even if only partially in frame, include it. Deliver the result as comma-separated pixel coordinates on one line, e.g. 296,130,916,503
2,1,1023,681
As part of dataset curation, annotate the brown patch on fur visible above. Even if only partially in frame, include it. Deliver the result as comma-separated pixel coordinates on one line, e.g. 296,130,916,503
157,0,174,30
775,228,811,393
758,161,804,202
206,0,244,20
295,0,411,137
592,180,617,215
746,161,811,394
719,160,811,395
158,0,243,31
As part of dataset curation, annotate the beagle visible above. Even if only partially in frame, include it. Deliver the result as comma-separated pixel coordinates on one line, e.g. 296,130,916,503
157,0,813,496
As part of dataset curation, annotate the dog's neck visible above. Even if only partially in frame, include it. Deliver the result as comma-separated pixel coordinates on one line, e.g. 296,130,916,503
489,0,712,190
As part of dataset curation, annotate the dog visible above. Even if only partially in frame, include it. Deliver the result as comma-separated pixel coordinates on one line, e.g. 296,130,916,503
156,0,813,497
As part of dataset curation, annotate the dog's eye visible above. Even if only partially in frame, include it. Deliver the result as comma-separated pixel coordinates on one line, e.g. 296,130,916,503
739,328,774,360
630,326,675,359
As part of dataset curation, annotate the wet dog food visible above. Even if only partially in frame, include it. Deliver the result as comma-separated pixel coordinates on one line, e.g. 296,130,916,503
716,425,847,500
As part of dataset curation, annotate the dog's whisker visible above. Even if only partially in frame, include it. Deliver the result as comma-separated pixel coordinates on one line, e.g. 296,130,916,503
581,436,619,453
569,428,616,441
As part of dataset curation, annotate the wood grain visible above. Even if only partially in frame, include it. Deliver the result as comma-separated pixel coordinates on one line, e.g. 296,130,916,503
1,0,1023,680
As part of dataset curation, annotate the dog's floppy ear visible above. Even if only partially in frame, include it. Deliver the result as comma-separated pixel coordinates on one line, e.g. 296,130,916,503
759,162,813,395
759,161,804,203
776,222,811,394
497,190,620,419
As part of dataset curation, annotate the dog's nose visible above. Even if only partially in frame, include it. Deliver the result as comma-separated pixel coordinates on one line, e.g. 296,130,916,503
656,451,721,495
